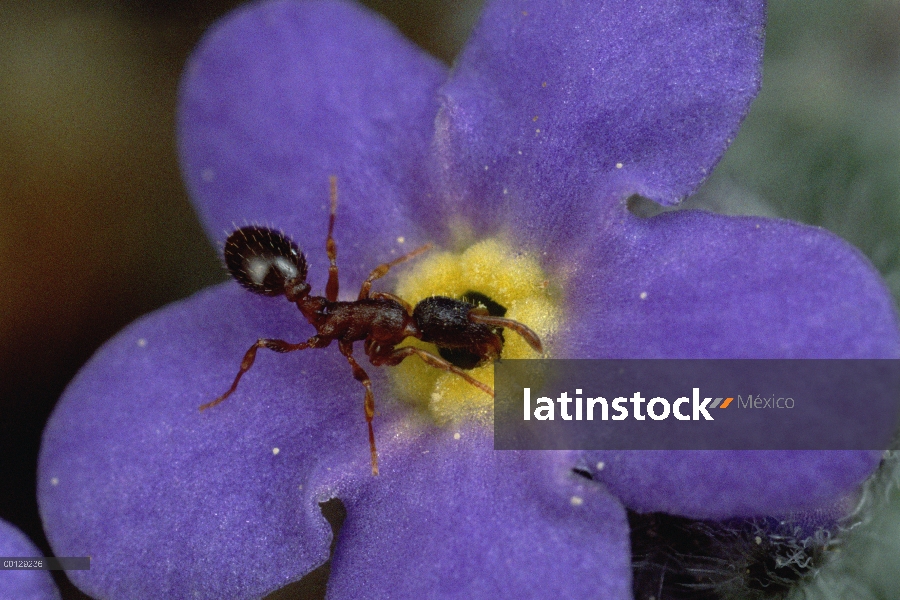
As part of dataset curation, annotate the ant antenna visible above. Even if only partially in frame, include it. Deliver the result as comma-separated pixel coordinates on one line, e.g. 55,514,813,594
468,314,544,353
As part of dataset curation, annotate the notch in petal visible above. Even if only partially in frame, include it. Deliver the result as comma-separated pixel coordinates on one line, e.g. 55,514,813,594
38,285,382,598
437,0,765,233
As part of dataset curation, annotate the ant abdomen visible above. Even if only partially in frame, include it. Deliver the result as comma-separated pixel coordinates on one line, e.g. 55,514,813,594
224,226,308,297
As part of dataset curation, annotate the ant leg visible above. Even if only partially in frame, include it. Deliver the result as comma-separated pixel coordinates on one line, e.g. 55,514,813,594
338,340,380,476
468,313,544,353
200,335,322,411
358,244,432,300
378,346,494,398
325,175,339,302
369,291,413,313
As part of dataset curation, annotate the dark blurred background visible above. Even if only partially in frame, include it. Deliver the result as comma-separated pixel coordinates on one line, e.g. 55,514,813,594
1,0,898,598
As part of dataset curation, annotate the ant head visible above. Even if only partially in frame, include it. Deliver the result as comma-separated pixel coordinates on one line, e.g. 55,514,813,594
224,226,308,297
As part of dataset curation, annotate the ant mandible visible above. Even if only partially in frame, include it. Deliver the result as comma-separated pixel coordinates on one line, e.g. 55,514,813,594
201,176,543,475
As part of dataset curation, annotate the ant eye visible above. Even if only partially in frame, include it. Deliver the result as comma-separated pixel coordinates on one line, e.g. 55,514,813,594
224,226,308,296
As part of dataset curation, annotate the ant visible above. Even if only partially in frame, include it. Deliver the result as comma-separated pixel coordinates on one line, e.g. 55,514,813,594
201,176,543,475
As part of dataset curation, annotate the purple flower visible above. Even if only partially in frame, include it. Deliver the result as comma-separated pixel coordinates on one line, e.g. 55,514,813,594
0,519,60,600
38,0,900,598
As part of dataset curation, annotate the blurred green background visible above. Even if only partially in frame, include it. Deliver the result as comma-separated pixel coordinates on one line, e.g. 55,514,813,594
1,0,898,598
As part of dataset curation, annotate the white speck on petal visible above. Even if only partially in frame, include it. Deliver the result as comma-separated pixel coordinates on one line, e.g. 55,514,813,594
596,461,605,471
570,496,584,506
453,432,461,440
615,162,623,169
137,338,147,347
397,236,405,244
639,292,648,300
50,477,59,486
755,536,763,545
272,447,280,455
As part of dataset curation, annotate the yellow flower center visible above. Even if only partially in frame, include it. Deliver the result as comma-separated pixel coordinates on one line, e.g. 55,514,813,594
391,236,559,424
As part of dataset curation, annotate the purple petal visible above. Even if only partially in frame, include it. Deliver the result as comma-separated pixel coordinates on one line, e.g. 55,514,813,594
0,519,60,600
563,211,900,360
38,284,389,598
586,450,881,519
560,210,900,517
326,430,632,599
178,0,447,284
38,284,632,598
435,0,764,240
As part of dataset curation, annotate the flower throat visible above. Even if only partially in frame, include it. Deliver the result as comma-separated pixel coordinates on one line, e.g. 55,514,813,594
392,237,559,424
